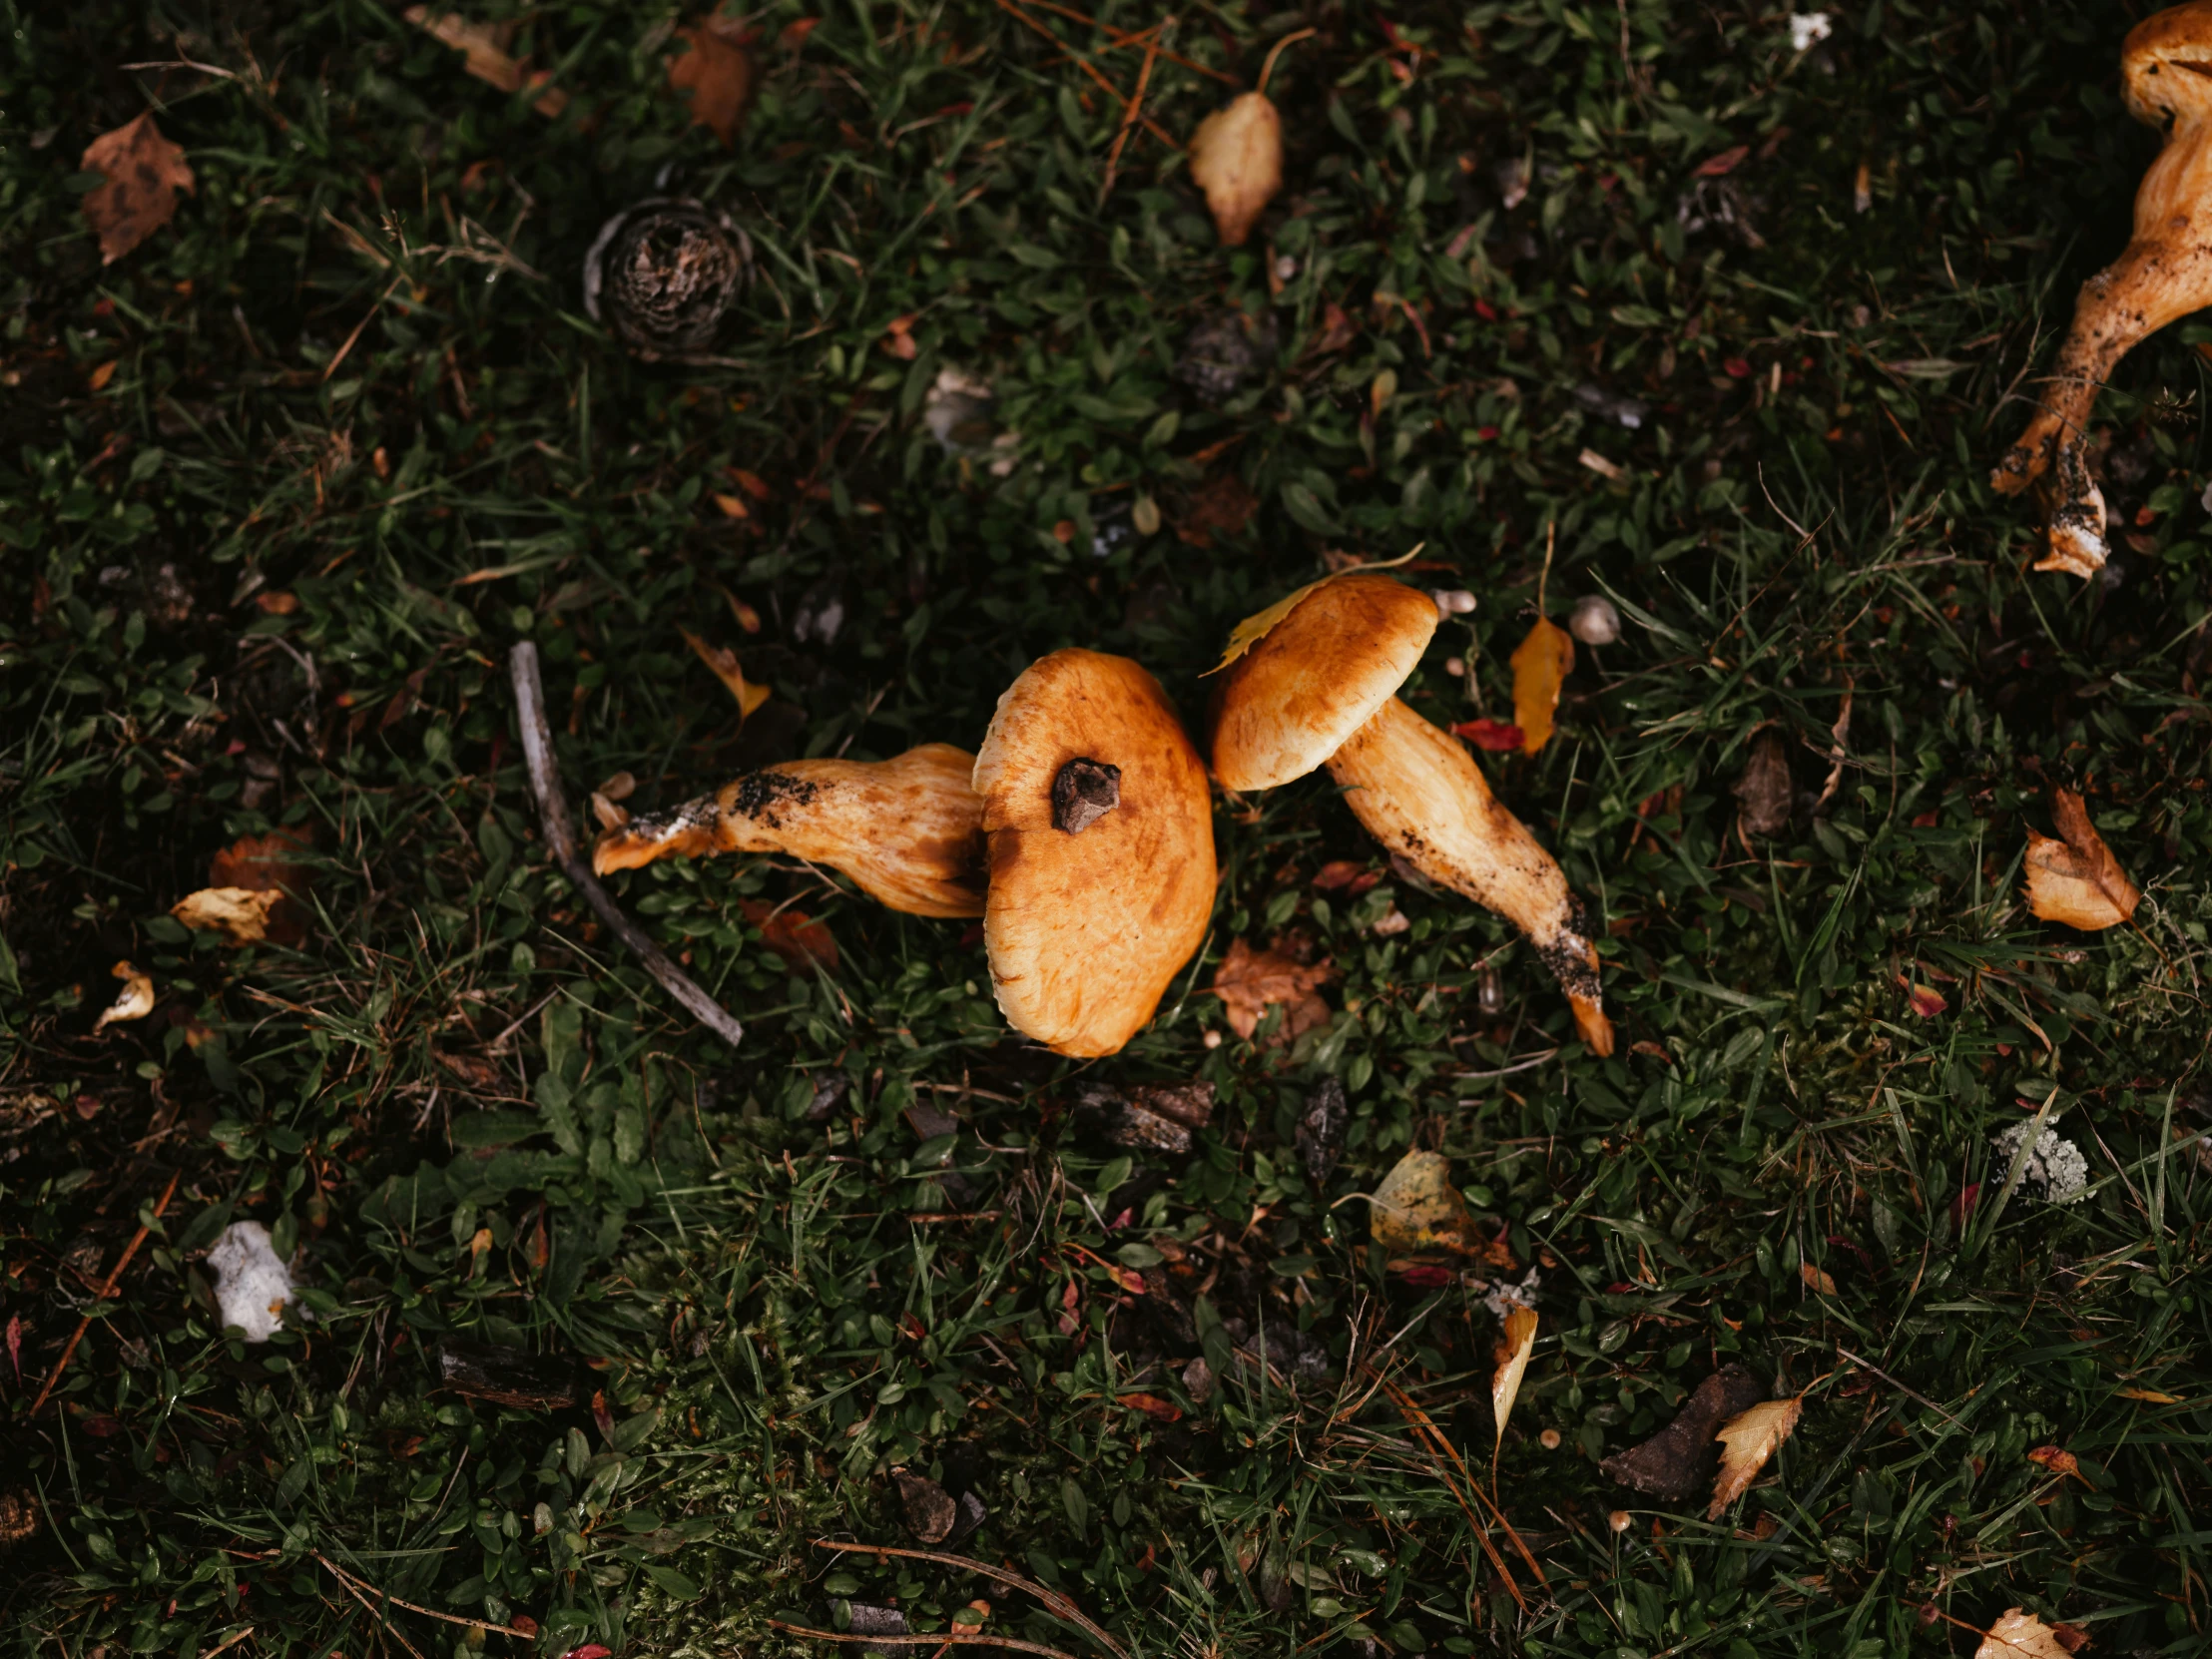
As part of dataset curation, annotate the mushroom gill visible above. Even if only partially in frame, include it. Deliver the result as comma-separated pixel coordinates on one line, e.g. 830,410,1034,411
1991,1,2212,578
591,743,986,918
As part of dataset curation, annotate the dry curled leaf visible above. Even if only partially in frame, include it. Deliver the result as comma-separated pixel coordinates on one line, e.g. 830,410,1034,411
1369,1149,1488,1258
1490,1304,1537,1460
1509,616,1575,755
2025,1444,2085,1483
171,886,281,945
681,628,771,720
405,7,570,116
1974,1608,2087,1659
1188,92,1281,247
81,114,196,265
1734,727,1794,836
2025,790,2139,931
92,961,155,1034
667,21,757,146
210,829,313,945
1708,1395,1803,1519
1209,938,1333,1042
1799,1260,1837,1296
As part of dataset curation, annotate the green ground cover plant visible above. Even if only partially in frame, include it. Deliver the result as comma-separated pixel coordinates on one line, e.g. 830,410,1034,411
3,0,2211,1655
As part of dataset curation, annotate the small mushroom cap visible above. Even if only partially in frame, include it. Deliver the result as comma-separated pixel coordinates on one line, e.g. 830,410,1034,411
592,744,985,918
2125,3,2212,127
1208,573,1438,791
973,650,1215,1057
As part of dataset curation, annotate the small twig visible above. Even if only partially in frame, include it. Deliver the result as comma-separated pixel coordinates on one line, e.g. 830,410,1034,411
1254,27,1314,96
1099,22,1164,204
1812,676,1854,817
1536,520,1556,616
195,1626,257,1659
990,0,1181,151
311,1552,536,1638
772,1624,1076,1659
30,1169,180,1415
1013,0,1234,82
508,642,745,1049
319,1565,428,1659
811,1540,1128,1659
1834,1348,1965,1430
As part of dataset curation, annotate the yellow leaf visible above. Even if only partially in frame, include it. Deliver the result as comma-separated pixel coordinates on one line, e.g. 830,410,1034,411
681,627,770,720
1491,1305,1537,1460
92,960,155,1034
1972,1608,2080,1659
712,491,751,520
1708,1395,1802,1519
2117,1385,2182,1403
2025,789,2140,931
89,360,119,391
1206,548,1422,675
1188,92,1282,247
1368,1149,1487,1258
1509,616,1575,755
172,886,281,945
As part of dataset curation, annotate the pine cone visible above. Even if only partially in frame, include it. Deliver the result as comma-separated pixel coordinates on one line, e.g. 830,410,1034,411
582,198,751,361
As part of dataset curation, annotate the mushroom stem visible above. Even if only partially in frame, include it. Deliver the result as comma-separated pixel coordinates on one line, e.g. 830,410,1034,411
592,743,986,918
1991,2,2212,578
1326,698,1613,1056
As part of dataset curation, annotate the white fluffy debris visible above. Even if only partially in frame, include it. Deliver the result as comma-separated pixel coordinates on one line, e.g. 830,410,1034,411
1788,13,1833,52
206,1221,297,1342
1991,1124,2090,1206
1484,1267,1542,1322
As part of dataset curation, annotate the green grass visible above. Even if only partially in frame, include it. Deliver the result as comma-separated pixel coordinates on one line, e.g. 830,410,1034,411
4,0,2212,1655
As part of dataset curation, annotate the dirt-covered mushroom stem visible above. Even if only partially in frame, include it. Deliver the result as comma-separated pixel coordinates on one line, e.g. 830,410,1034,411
592,743,985,918
1326,698,1611,1054
1990,2,2212,578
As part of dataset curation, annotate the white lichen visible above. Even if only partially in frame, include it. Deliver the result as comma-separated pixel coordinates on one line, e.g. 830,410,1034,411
1788,13,1834,52
1990,1124,2090,1206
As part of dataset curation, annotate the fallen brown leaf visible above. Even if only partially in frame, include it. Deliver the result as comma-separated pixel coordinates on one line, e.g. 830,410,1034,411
1799,1260,1837,1296
405,7,570,116
1733,728,1793,836
1508,616,1574,755
92,961,155,1034
2025,789,2139,931
1601,1365,1762,1498
209,829,313,945
1188,92,1281,247
1117,1391,1183,1423
80,114,196,265
2025,1443,2084,1482
667,20,757,145
1708,1395,1803,1519
738,898,837,972
1176,472,1259,548
171,886,281,945
1490,1305,1537,1461
681,627,771,720
1974,1609,2084,1659
1209,938,1333,1042
2117,1385,2182,1403
1369,1149,1487,1258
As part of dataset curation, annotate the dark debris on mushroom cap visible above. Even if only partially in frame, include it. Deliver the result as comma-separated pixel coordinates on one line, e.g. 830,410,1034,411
583,198,752,361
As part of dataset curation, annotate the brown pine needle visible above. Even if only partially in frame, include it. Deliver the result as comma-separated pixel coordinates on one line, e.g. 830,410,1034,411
989,0,1181,151
811,1540,1129,1659
29,1168,180,1415
1100,26,1163,202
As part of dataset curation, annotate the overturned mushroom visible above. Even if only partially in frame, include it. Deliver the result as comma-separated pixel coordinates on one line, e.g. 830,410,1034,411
1991,3,2212,577
1209,572,1613,1055
973,650,1216,1057
593,744,985,918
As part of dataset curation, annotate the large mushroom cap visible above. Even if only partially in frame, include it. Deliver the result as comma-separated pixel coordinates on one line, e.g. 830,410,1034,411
1208,573,1438,791
2125,3,2212,127
973,650,1216,1057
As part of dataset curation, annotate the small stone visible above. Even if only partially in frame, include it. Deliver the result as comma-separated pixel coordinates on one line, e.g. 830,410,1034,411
1182,1357,1217,1402
1566,594,1621,646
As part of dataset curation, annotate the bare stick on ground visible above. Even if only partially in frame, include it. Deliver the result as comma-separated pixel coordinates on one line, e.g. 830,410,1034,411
508,641,745,1049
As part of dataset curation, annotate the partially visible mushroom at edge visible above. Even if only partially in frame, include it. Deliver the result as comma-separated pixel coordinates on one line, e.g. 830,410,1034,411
973,649,1217,1057
1208,571,1614,1056
1990,2,2212,578
592,744,986,918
